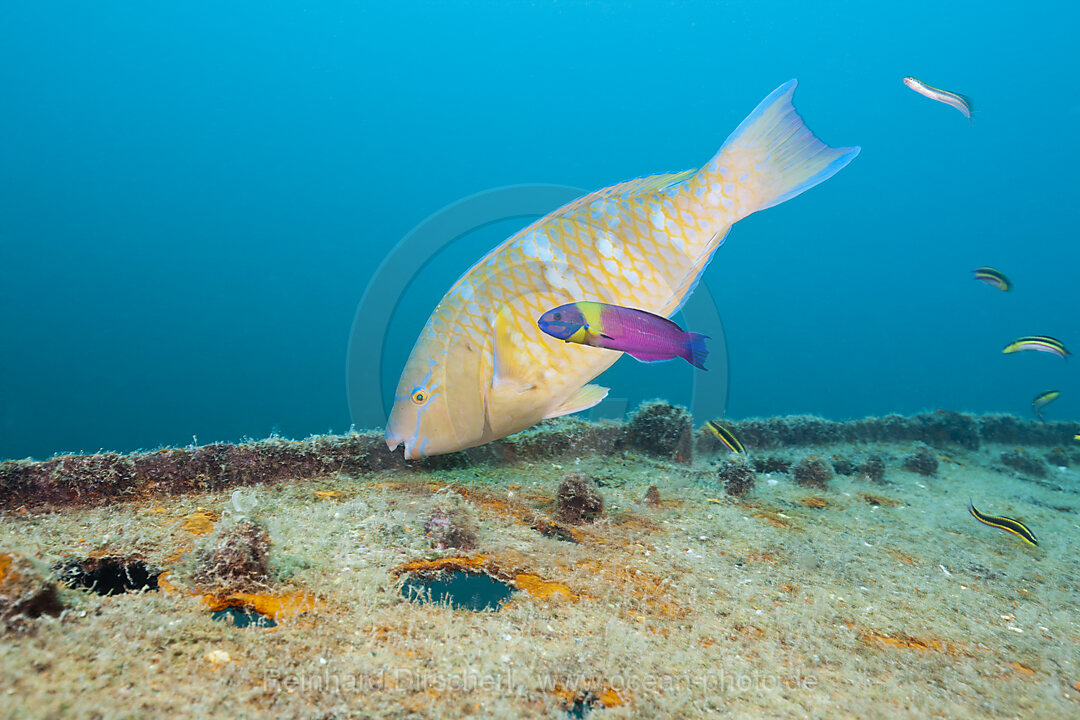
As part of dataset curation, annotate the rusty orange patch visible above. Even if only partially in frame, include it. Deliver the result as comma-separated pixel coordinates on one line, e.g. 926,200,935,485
596,688,626,707
574,561,684,618
514,573,576,600
314,490,342,500
555,686,626,710
394,555,494,577
0,553,12,583
181,511,216,536
861,493,901,507
751,510,796,530
200,590,320,621
886,548,917,566
798,497,827,509
1010,661,1036,676
746,551,778,564
156,571,182,595
862,631,958,654
159,570,319,622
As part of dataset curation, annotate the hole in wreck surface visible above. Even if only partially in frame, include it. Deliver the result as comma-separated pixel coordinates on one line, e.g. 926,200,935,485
400,570,515,612
211,607,278,628
58,557,161,596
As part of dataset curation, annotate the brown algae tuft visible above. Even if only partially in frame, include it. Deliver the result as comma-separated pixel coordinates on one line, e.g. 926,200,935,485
1044,447,1069,467
718,458,756,497
859,454,887,482
792,455,834,489
424,507,478,550
1000,448,1049,478
626,400,693,462
643,484,662,507
193,520,271,593
901,443,938,476
555,473,604,524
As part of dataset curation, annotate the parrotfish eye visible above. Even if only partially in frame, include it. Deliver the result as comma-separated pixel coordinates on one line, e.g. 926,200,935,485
553,312,561,321
411,389,427,405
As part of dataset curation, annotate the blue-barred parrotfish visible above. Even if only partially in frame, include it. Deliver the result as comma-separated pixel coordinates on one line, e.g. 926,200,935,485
537,301,709,369
1031,390,1059,420
968,501,1038,547
1002,336,1069,359
903,77,974,120
386,80,859,459
973,266,1010,291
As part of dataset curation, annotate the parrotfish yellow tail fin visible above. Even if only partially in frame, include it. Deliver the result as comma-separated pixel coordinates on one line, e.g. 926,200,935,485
692,79,860,222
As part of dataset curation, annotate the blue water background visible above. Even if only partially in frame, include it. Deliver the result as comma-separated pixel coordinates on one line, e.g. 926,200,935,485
1,1,1076,459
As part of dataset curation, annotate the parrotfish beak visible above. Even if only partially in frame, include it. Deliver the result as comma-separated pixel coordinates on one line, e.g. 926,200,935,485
385,419,426,460
385,429,426,460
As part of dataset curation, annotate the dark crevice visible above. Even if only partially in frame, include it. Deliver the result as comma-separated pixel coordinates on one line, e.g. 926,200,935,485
58,557,161,596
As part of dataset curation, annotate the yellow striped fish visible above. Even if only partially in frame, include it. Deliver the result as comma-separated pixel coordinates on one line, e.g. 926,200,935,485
903,77,974,120
386,81,859,459
1032,390,1059,420
968,501,1038,546
973,266,1010,291
706,421,744,453
1002,335,1069,359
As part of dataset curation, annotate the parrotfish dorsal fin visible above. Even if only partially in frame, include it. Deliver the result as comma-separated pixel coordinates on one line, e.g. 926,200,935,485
492,306,536,393
544,384,609,420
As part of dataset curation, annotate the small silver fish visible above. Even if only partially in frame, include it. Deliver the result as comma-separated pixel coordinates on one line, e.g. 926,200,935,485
903,77,973,120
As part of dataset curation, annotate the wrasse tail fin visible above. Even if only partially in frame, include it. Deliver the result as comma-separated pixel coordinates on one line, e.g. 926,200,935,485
683,332,709,370
544,383,609,419
694,79,859,221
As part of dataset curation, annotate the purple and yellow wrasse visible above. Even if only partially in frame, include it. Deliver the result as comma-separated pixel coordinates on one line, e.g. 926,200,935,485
386,80,859,459
903,77,974,120
973,266,1010,291
1002,336,1069,359
537,301,708,369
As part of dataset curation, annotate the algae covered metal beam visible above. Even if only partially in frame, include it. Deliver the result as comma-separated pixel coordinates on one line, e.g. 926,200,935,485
3,411,1078,512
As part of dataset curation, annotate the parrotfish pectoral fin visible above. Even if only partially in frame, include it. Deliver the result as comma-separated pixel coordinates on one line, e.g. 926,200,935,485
544,383,609,419
492,306,535,393
683,332,709,370
694,79,860,220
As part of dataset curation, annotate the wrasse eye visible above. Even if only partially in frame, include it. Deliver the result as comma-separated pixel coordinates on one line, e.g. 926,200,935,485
411,389,427,405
